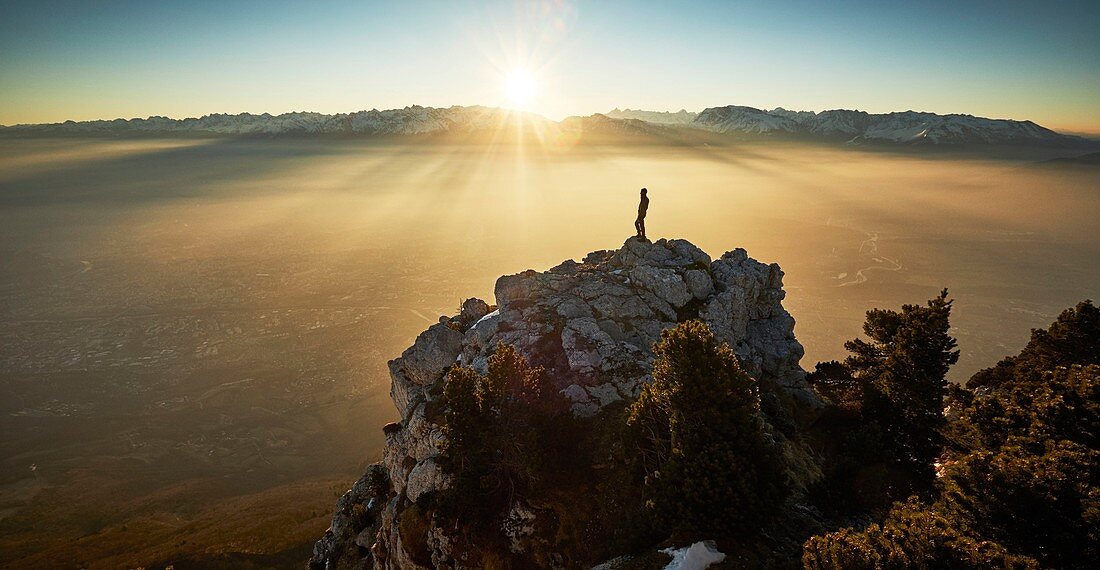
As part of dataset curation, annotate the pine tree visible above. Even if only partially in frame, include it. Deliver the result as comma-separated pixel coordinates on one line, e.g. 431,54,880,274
437,343,564,520
806,301,1099,569
625,320,789,535
844,288,959,483
802,498,1037,569
439,366,491,492
967,300,1099,389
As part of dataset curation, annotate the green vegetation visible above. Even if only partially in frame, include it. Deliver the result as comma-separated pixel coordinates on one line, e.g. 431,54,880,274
429,298,1097,568
625,320,790,535
364,463,390,499
431,323,797,562
803,498,1037,569
807,289,958,512
437,343,568,520
804,300,1099,569
966,300,1099,390
431,343,661,565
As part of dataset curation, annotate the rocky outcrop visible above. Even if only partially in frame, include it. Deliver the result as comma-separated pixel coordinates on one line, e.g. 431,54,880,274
311,237,821,569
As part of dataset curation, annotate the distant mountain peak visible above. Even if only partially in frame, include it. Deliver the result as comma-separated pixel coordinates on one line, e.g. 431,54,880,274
604,108,699,125
1,105,551,136
1,104,1084,147
693,105,1079,145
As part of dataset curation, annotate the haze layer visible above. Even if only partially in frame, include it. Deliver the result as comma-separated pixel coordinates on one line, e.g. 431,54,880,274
0,136,1097,566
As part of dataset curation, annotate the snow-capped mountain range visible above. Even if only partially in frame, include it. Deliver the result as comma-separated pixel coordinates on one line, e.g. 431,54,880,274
1,104,1085,146
0,105,549,137
691,105,1076,145
604,108,698,125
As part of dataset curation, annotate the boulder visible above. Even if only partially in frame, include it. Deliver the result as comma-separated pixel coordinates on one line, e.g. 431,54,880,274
405,458,449,504
684,269,714,300
628,265,692,308
457,297,490,325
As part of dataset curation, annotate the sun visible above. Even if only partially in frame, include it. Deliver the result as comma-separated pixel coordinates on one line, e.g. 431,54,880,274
503,69,537,110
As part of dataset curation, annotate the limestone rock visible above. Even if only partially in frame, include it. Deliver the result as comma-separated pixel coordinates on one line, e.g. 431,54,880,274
456,297,491,327
313,236,822,569
405,458,449,504
389,323,463,414
627,265,692,308
684,268,714,300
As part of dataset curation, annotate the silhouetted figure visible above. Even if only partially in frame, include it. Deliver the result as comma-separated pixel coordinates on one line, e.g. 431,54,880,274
635,187,649,240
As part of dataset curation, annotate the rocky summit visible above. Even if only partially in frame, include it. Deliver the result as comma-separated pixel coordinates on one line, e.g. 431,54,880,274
311,237,822,569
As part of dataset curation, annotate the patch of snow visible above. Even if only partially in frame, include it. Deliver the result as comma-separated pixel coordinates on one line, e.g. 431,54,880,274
472,309,500,329
660,541,726,570
693,105,799,134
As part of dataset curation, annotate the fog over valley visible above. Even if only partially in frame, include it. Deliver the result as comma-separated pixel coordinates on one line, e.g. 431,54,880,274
1,136,1097,565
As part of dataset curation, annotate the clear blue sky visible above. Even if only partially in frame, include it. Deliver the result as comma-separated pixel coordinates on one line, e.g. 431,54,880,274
2,0,1098,132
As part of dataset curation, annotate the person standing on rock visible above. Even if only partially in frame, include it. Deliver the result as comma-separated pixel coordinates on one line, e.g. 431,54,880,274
635,187,649,240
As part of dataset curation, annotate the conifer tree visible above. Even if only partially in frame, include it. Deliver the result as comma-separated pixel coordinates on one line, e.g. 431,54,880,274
805,301,1098,569
803,498,1037,569
626,320,789,534
844,289,959,483
438,344,563,519
967,300,1099,389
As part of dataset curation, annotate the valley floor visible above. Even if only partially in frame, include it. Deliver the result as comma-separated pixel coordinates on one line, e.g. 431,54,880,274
0,137,1097,566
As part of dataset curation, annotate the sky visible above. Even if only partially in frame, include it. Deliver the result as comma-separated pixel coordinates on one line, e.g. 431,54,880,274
1,0,1098,133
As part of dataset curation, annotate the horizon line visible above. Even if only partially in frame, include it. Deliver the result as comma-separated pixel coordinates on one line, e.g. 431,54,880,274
4,103,1094,136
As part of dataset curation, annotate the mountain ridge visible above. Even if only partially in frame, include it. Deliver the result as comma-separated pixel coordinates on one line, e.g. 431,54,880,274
692,105,1079,145
2,104,1088,147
